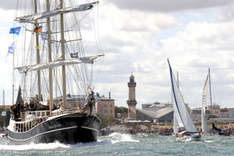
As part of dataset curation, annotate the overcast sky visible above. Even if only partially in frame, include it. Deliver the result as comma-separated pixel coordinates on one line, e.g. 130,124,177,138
1,0,234,109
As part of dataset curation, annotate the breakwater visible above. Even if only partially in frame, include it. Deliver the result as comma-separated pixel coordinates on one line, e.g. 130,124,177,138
100,122,234,136
100,123,173,136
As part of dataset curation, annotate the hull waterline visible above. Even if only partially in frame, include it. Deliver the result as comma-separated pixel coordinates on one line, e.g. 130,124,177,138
6,113,101,145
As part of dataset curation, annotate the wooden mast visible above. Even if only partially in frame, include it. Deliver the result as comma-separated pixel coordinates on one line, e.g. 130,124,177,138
46,0,53,115
34,0,42,101
60,0,66,110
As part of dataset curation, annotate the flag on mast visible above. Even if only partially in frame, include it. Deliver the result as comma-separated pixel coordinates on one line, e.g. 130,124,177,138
41,33,48,40
9,26,21,35
8,42,15,54
34,26,42,33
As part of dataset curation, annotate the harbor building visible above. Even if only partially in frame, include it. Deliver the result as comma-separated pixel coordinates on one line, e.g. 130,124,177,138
140,102,173,123
136,107,173,123
54,94,115,118
190,104,234,124
142,102,173,112
96,93,115,118
126,74,173,123
208,104,221,116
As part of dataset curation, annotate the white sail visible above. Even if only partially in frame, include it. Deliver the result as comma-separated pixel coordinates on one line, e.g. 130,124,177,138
201,74,209,133
173,104,184,133
15,54,104,73
172,87,183,133
168,60,197,133
16,1,99,23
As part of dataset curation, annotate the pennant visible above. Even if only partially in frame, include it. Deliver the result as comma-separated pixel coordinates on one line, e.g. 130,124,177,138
1,111,6,117
41,33,48,40
8,42,15,54
34,26,42,33
9,26,21,35
36,46,40,50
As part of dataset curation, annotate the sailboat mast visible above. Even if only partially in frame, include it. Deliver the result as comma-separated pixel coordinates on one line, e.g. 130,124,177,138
3,90,5,110
12,42,15,105
208,68,213,112
60,0,67,109
46,0,53,115
177,72,179,88
34,0,42,101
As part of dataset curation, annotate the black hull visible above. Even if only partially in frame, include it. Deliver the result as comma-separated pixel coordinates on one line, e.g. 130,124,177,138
6,113,101,145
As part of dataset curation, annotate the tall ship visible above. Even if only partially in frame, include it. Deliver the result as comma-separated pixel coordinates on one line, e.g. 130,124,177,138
6,0,102,144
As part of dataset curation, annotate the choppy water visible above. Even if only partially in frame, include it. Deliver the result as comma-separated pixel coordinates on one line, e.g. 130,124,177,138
0,133,234,156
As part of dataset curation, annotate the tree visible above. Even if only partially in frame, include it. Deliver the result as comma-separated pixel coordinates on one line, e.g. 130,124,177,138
115,106,128,117
97,114,115,129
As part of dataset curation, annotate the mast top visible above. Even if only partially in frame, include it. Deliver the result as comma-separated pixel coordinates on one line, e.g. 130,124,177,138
15,1,99,23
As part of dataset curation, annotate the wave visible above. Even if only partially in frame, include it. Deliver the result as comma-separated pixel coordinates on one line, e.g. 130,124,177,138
102,132,139,144
0,141,70,151
0,132,139,150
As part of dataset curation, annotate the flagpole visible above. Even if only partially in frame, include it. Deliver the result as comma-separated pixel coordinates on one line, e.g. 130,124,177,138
34,0,42,101
60,0,67,110
46,0,53,116
9,27,21,105
12,34,15,105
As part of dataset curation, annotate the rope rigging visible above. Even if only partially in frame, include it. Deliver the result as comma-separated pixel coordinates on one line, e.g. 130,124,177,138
13,0,102,105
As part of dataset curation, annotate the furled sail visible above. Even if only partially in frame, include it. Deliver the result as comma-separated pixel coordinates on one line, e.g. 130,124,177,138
15,54,104,73
16,1,99,23
168,59,197,133
201,74,209,133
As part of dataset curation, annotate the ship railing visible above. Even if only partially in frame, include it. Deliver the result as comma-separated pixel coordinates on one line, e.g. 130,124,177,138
63,109,81,114
14,114,48,133
26,110,50,118
51,109,81,117
52,110,64,116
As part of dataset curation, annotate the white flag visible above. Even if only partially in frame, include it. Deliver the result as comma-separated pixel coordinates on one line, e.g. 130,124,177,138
8,42,15,54
41,33,48,40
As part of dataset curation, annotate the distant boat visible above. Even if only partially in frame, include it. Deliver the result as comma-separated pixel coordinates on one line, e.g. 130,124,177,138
204,69,232,136
167,59,201,141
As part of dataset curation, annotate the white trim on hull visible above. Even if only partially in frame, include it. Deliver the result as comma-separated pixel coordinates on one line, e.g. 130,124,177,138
7,125,99,142
176,134,201,142
7,125,77,142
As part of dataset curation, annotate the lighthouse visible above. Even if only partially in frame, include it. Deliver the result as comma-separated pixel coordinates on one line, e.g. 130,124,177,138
127,74,137,120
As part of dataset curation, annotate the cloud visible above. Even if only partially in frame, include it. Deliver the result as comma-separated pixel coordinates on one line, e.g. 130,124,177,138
92,4,234,108
0,1,17,10
107,0,233,12
213,2,234,22
1,0,232,14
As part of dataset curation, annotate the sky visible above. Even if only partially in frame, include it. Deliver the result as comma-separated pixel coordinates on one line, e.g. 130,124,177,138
1,0,234,109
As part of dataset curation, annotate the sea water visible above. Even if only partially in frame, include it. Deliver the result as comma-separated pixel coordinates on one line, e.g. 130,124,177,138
0,133,234,156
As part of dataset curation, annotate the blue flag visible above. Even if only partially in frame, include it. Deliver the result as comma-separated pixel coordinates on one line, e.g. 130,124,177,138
8,42,15,54
9,26,21,35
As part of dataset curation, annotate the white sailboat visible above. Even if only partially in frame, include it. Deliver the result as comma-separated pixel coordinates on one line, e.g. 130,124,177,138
203,69,231,136
167,59,201,141
201,68,212,135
